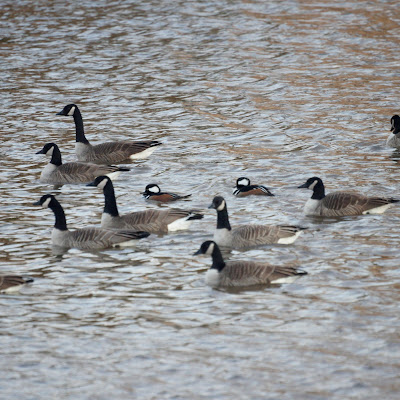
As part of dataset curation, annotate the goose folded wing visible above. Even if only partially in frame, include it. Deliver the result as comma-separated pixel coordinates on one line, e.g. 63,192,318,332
68,228,148,248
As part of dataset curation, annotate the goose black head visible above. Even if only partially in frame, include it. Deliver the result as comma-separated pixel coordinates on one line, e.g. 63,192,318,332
298,177,323,190
56,104,78,117
36,142,57,156
32,194,56,209
208,196,226,211
87,176,111,189
391,115,400,134
193,240,216,256
236,177,250,188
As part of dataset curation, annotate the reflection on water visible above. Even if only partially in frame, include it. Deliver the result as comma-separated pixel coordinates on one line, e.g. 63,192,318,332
1,0,400,399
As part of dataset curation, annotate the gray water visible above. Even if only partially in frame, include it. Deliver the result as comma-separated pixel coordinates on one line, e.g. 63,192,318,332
1,0,400,399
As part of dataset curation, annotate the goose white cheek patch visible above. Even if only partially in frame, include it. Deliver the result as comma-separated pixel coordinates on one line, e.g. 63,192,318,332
308,180,318,190
216,200,225,211
97,179,108,190
67,106,76,116
42,197,52,208
205,242,215,255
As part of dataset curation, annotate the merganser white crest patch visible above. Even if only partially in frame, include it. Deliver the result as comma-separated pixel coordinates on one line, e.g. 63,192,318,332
237,178,250,186
148,185,160,194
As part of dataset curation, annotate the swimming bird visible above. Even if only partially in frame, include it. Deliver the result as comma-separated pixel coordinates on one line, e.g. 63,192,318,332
209,196,305,249
36,143,129,185
56,104,162,164
298,177,399,216
233,177,274,197
33,194,150,249
0,275,34,293
142,184,192,202
87,176,203,234
387,115,400,148
194,240,307,288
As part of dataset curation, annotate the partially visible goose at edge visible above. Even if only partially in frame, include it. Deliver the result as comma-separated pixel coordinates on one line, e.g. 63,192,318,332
233,177,274,197
194,240,307,288
0,275,34,293
56,104,162,164
298,176,399,216
33,194,150,249
87,176,203,234
142,184,192,203
36,143,129,185
387,114,400,148
209,196,306,249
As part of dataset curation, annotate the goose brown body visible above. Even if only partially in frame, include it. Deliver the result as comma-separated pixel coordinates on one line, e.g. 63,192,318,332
194,241,306,288
209,196,305,249
0,275,34,293
33,194,150,249
57,104,162,164
298,177,398,217
88,176,203,234
36,143,128,185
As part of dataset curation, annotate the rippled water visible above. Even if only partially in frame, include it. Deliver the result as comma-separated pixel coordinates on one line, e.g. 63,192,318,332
1,0,400,398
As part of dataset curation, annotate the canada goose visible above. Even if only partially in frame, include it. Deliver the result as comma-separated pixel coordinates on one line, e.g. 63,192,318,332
0,275,34,293
87,176,203,234
298,177,399,216
387,115,400,148
36,143,129,184
56,104,162,164
194,241,307,288
142,184,192,202
33,194,150,249
209,196,305,249
233,177,274,197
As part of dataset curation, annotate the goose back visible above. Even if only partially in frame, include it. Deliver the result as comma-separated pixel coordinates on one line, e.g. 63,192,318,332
57,103,161,164
229,225,305,248
52,228,149,249
209,196,304,249
37,143,128,184
387,115,400,148
216,262,306,287
306,191,398,216
41,162,126,184
0,275,34,293
299,177,398,216
102,208,202,234
194,240,306,288
88,176,203,233
76,140,161,164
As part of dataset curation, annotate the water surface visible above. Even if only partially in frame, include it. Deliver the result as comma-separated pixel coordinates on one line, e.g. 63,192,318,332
1,1,400,399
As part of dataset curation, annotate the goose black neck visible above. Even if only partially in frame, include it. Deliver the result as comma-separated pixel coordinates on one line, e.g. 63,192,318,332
50,199,68,231
50,145,62,166
311,180,325,200
73,107,89,144
216,206,231,231
211,244,226,272
103,180,119,217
